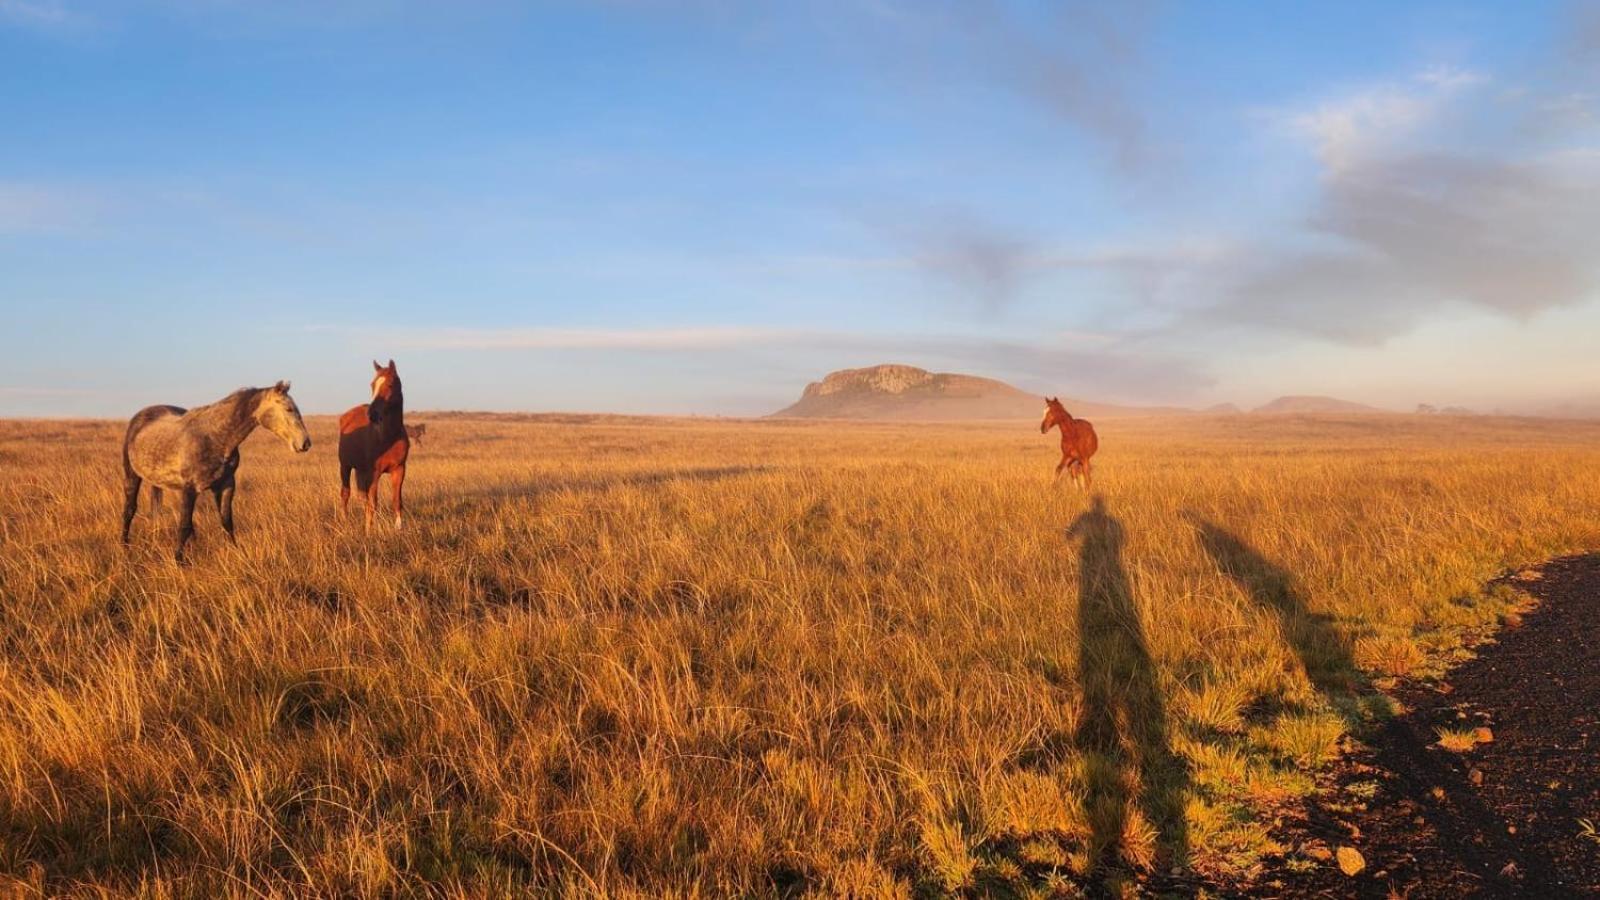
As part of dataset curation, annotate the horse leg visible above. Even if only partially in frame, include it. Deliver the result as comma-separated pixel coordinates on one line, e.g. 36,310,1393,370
121,472,142,545
390,464,405,529
150,487,164,515
1054,457,1067,480
339,464,353,519
175,487,198,564
1081,460,1092,491
1062,458,1088,486
365,473,381,531
212,477,236,543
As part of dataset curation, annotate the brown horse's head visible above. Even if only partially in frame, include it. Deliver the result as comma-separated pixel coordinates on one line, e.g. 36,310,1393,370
368,359,401,424
1040,396,1070,434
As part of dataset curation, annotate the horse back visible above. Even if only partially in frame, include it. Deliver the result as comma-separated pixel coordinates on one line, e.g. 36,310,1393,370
338,405,368,435
123,404,186,479
1065,418,1098,460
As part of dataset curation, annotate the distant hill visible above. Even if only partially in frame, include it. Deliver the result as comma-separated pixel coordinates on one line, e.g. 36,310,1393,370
771,364,1190,420
1253,395,1385,415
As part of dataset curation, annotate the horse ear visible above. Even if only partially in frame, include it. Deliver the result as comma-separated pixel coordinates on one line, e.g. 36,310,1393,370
274,380,290,393
373,360,383,372
386,359,396,371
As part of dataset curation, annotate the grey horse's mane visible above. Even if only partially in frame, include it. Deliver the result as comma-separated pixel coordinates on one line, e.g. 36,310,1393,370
187,385,273,435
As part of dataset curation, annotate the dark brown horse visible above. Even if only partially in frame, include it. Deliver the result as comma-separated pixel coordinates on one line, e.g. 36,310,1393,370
1040,396,1099,489
338,359,410,528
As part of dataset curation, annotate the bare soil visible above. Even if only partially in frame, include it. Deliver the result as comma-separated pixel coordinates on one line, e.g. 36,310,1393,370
1256,554,1600,898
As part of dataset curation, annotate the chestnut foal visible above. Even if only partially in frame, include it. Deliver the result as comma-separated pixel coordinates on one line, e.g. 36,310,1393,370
1040,396,1099,489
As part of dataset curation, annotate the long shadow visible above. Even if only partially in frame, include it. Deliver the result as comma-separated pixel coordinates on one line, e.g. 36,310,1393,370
1186,515,1360,703
1188,520,1570,892
1067,495,1191,874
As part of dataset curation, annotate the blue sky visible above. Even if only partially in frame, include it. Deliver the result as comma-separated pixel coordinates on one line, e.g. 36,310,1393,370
4,1,1599,416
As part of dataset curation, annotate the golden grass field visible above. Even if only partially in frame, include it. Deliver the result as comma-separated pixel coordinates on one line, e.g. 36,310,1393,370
3,412,1599,897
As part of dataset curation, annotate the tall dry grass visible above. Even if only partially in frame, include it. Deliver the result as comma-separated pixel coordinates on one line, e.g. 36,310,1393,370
2,412,1598,896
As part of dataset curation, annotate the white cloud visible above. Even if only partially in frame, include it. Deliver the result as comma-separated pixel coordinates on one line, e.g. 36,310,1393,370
0,182,102,232
0,386,96,396
386,325,802,351
0,0,88,30
1417,64,1487,91
1280,67,1486,171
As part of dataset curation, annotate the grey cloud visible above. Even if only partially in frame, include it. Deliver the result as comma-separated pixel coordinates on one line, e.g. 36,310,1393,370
1565,0,1600,66
962,0,1158,173
1203,152,1600,344
867,211,1038,313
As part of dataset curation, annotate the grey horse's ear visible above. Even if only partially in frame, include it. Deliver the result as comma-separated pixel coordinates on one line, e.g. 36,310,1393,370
274,380,291,393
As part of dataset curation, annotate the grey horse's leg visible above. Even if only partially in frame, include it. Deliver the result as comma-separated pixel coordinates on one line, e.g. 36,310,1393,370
121,472,142,545
212,477,236,543
175,487,199,563
211,450,239,543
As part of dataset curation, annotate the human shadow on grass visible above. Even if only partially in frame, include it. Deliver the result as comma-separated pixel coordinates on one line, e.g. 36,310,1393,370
1185,514,1361,707
1067,495,1191,874
1186,517,1570,892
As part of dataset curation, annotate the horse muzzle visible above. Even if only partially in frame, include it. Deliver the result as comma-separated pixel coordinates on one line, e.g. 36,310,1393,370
295,437,312,453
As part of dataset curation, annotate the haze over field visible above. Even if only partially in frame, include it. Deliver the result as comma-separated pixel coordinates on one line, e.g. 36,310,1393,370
6,1,1600,417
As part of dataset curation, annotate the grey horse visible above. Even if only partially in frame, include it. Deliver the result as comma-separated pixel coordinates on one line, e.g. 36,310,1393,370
122,381,312,562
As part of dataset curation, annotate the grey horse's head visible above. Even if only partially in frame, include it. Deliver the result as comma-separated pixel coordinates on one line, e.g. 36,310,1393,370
257,381,312,452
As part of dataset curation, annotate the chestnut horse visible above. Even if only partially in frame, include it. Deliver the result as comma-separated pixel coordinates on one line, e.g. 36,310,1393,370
1040,396,1099,489
338,359,410,528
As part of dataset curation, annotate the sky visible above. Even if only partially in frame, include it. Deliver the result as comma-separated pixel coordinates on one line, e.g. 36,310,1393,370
4,0,1600,416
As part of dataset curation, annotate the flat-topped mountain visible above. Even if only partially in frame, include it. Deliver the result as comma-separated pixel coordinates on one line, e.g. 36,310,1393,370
772,364,1188,420
1253,395,1385,415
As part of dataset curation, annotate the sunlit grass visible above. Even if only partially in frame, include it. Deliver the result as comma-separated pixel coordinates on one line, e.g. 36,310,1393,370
1,411,1598,895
